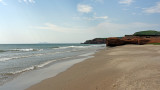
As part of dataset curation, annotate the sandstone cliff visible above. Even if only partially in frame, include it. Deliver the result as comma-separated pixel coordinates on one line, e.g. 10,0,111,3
106,30,160,47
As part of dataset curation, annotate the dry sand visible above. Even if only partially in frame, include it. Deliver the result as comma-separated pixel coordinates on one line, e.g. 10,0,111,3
27,45,160,90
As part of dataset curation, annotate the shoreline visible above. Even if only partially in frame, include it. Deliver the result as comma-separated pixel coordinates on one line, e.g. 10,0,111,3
28,45,160,90
0,52,97,90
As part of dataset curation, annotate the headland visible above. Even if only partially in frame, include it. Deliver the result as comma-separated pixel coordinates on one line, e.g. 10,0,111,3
107,30,160,46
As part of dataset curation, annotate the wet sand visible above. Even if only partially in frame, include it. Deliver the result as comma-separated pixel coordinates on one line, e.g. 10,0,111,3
27,45,160,90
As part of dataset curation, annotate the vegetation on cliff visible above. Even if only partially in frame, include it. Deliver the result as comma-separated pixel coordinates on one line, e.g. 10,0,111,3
150,43,160,45
133,30,160,36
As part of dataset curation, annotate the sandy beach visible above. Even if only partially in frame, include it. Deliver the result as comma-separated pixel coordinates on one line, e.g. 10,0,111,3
27,45,160,90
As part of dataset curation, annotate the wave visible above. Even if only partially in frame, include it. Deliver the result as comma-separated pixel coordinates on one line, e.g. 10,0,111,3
0,45,103,62
35,56,78,69
55,46,90,49
79,52,95,57
0,50,73,62
36,60,57,68
0,53,44,62
3,66,36,75
0,58,13,62
0,48,43,53
0,50,97,76
2,60,57,76
56,45,105,50
9,48,43,52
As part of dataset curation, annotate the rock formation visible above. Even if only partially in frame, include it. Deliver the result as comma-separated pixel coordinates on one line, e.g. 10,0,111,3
83,38,106,44
106,38,151,47
106,38,125,46
106,30,160,47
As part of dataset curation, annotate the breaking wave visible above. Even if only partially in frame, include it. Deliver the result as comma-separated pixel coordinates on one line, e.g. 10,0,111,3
2,60,57,75
9,48,43,52
0,54,44,62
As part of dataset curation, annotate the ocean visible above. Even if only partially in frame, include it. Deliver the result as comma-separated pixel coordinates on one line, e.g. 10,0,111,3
0,44,105,86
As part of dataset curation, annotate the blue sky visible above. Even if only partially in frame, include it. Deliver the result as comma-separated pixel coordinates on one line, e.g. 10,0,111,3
0,0,160,43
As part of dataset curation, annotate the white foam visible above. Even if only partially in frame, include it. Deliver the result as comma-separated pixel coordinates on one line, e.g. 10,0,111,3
0,58,12,62
36,60,57,68
7,66,35,75
0,54,44,62
10,48,43,52
57,46,89,49
58,45,105,49
79,52,95,57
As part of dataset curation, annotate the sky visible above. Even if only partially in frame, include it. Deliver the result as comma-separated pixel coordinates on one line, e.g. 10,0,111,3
0,0,160,44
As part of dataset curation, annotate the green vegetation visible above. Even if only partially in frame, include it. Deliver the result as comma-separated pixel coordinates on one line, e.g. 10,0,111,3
150,43,160,45
133,30,160,36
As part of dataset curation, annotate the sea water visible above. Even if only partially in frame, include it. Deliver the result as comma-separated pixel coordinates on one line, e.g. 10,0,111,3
0,44,105,85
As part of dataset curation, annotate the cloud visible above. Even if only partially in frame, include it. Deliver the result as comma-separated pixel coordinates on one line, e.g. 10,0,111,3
28,0,35,3
35,22,160,41
85,16,108,21
19,0,35,3
73,16,108,21
94,16,108,19
36,23,68,32
144,2,160,14
119,0,134,5
35,23,84,33
0,0,7,5
90,22,160,37
77,4,92,13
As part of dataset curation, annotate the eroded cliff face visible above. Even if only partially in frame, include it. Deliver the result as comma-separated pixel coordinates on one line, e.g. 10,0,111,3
106,36,160,47
106,38,125,46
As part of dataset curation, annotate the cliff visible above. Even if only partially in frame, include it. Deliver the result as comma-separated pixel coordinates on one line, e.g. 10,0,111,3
106,38,150,47
83,38,106,44
106,30,160,47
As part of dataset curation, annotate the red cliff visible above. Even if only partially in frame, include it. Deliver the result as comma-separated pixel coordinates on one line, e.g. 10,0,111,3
106,36,160,46
106,30,160,46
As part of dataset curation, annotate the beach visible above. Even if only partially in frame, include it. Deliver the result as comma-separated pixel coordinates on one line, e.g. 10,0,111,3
0,44,105,90
27,45,160,90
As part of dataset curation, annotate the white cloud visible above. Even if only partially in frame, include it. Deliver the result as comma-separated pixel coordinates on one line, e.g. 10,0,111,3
36,22,159,38
73,16,108,21
85,16,108,21
35,23,84,33
90,22,159,37
0,0,7,5
34,23,96,43
19,0,35,3
119,0,134,5
77,4,92,13
144,2,160,13
29,0,35,3
94,16,108,19
36,23,68,32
